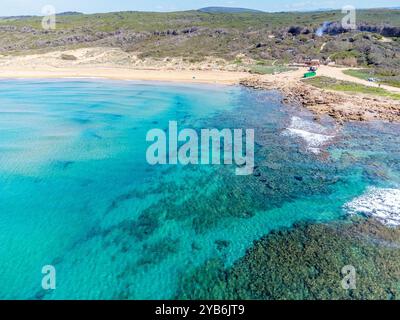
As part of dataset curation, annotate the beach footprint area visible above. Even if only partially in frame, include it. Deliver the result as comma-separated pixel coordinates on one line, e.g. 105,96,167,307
0,79,399,299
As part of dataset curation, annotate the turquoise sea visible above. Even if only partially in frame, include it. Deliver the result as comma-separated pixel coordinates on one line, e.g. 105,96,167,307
0,79,399,299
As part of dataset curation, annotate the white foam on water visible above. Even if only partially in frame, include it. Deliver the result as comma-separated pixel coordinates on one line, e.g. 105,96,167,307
344,187,400,227
282,116,335,154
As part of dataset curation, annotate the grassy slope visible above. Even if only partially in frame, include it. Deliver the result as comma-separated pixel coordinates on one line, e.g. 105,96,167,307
2,9,399,31
344,69,400,88
0,9,399,72
249,65,297,74
305,76,400,100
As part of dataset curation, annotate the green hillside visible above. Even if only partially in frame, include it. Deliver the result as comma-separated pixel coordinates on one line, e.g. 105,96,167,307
0,9,399,74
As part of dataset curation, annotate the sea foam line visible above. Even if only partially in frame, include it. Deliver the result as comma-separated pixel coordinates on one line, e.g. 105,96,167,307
344,187,400,227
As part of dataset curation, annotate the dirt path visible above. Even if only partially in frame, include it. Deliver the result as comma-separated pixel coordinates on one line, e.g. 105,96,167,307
317,66,400,93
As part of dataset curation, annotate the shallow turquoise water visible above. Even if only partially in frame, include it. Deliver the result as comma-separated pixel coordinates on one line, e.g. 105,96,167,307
0,79,399,299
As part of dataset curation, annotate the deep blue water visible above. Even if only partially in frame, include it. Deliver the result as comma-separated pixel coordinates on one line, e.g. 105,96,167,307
0,79,399,299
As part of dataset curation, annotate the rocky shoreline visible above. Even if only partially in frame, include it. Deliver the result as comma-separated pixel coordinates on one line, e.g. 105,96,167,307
240,76,400,123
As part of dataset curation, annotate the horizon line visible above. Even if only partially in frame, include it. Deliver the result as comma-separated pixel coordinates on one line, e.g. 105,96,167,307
1,6,399,18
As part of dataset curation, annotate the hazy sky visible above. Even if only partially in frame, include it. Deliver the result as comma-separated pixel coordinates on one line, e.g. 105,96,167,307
1,0,398,16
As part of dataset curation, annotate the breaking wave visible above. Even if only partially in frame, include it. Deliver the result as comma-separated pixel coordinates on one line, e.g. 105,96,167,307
344,187,400,227
282,116,335,154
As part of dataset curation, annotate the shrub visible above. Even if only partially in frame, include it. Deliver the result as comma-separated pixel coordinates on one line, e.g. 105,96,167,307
331,50,360,66
330,50,360,61
288,26,303,36
336,57,358,67
61,54,78,61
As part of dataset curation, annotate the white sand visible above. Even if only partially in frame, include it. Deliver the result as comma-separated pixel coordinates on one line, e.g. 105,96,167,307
0,67,248,84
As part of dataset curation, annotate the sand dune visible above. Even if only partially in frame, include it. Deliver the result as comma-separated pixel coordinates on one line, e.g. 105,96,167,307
0,47,248,84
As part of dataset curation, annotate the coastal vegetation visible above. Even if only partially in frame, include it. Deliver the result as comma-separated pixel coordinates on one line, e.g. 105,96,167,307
249,65,297,75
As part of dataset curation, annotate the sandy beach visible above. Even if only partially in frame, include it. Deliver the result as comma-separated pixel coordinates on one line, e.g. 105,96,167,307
0,67,248,84
0,47,249,84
